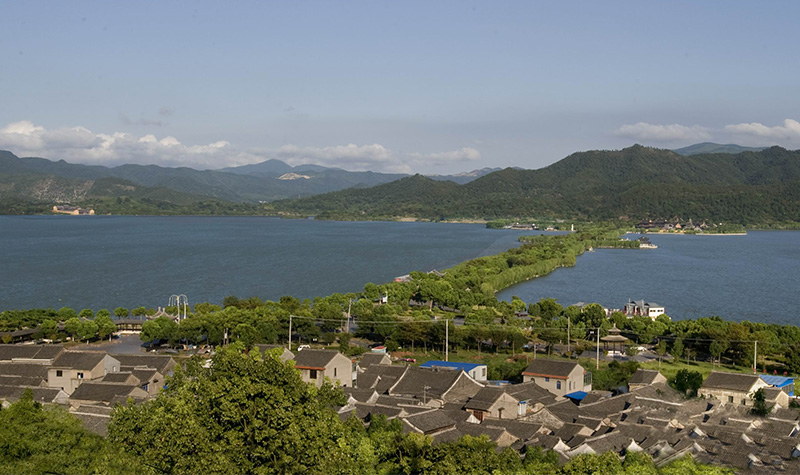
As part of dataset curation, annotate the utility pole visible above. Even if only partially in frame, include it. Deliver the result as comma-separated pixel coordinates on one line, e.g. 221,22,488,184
288,315,293,351
567,315,571,355
445,319,449,362
596,328,600,370
753,340,758,374
346,299,352,333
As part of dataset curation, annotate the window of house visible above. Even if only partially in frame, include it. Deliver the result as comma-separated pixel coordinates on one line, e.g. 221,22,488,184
557,381,562,390
77,372,84,379
334,368,337,377
310,369,318,379
742,399,747,405
56,370,63,377
545,377,550,382
728,396,734,403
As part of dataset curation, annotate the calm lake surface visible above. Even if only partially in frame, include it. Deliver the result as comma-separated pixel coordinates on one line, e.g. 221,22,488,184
0,216,531,312
2,217,798,325
498,231,800,325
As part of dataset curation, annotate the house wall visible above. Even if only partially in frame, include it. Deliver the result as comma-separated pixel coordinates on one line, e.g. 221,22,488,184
47,355,120,395
489,393,520,420
468,365,488,382
299,354,353,388
699,380,770,407
523,365,589,396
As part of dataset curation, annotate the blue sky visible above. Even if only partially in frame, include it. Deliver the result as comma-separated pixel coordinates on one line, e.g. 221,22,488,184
1,1,799,173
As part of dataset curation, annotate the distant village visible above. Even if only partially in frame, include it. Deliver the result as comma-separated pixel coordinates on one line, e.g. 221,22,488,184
1,317,799,472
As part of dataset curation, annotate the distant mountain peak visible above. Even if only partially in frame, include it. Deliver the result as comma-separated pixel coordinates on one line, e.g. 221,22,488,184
673,142,767,156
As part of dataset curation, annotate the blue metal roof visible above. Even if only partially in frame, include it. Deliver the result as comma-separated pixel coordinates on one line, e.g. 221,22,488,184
565,391,588,401
760,375,794,387
419,360,485,372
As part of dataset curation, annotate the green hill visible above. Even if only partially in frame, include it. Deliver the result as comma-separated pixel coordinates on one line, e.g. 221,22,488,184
272,145,800,225
673,142,767,156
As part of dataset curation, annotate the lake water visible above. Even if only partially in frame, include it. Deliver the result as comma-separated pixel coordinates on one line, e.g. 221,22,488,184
0,216,531,312
2,217,798,325
498,231,800,325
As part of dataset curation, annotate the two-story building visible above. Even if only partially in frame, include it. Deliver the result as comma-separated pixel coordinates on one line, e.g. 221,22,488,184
522,359,592,397
47,351,121,395
292,349,353,388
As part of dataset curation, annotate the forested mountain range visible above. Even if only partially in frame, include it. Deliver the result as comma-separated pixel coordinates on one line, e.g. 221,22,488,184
672,142,767,156
271,145,800,225
0,150,498,214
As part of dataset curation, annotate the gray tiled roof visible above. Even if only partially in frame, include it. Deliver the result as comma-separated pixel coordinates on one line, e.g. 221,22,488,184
0,385,63,403
702,372,761,393
0,363,49,379
358,365,407,393
464,387,508,411
629,369,663,385
52,351,110,371
69,382,144,403
389,366,483,403
292,349,341,369
522,359,581,378
403,409,456,434
111,354,175,374
359,353,391,367
0,344,63,361
101,372,139,385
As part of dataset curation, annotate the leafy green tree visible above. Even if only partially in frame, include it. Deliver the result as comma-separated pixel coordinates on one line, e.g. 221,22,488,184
655,340,668,368
40,319,58,340
108,345,369,474
58,306,77,320
95,313,117,341
78,308,94,319
96,309,111,319
141,316,178,344
114,307,130,318
77,320,98,342
233,323,258,348
709,339,729,367
622,451,658,474
671,369,703,397
338,332,352,353
671,338,684,362
64,317,82,341
131,306,148,317
751,388,772,416
0,390,137,474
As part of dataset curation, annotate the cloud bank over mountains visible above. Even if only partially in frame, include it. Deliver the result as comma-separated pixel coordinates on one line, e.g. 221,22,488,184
0,121,477,173
614,119,800,147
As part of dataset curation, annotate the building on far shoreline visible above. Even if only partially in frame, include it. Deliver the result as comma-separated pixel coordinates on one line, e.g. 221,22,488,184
52,205,94,215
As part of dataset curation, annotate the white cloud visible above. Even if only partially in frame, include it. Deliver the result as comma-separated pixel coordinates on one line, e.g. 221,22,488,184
274,143,412,173
410,147,481,164
0,120,482,174
614,122,712,142
724,119,800,142
0,120,250,169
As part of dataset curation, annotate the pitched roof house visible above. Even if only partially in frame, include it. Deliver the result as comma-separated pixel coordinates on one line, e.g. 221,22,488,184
292,349,353,388
47,352,121,395
464,387,520,421
629,369,668,390
388,366,484,405
522,359,592,397
699,372,770,407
